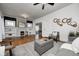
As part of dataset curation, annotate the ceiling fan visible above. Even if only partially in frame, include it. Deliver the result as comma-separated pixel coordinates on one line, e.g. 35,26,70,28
33,3,54,10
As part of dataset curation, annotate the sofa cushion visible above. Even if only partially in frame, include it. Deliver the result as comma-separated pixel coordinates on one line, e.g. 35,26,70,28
72,37,79,53
0,46,5,56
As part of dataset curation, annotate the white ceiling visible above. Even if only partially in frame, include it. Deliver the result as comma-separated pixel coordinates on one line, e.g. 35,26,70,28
0,3,71,20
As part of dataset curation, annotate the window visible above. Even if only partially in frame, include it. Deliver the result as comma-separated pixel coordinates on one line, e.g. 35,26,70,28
27,23,32,28
27,21,33,28
4,16,16,27
5,20,15,27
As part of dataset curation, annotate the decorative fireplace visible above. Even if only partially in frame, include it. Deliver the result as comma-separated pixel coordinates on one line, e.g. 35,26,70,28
20,31,24,36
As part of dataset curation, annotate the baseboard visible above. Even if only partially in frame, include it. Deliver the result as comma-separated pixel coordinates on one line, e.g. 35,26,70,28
59,40,67,43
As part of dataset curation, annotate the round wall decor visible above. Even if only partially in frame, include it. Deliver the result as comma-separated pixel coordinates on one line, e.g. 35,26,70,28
71,21,77,27
66,18,72,23
53,18,59,23
67,22,71,25
57,21,63,26
72,24,77,27
53,17,77,27
62,18,67,23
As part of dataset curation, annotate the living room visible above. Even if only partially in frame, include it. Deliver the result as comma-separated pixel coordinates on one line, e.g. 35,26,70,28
0,3,79,56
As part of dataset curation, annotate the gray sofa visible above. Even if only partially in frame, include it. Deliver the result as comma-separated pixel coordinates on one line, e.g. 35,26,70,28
56,48,79,56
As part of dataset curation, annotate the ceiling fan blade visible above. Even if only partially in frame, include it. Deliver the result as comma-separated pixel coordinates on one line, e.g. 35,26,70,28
33,3,39,5
42,4,44,10
48,3,54,6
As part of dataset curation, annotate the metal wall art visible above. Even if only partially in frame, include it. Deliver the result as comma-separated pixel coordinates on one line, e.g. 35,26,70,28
53,18,77,27
62,18,68,23
53,18,63,26
57,21,63,26
53,18,60,23
66,18,72,23
70,21,77,27
62,18,72,23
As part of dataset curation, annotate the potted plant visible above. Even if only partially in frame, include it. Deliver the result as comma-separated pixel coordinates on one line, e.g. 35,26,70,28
69,32,75,37
69,32,76,42
76,31,79,37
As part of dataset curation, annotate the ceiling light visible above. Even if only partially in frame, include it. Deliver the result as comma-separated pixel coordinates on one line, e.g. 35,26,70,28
21,14,29,19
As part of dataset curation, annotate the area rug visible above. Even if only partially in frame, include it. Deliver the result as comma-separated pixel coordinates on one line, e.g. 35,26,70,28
12,41,62,56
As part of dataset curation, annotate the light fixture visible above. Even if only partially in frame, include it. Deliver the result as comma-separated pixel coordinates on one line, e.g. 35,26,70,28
21,14,29,19
33,3,54,10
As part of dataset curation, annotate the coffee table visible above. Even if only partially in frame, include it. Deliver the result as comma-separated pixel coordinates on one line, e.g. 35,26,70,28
34,38,53,55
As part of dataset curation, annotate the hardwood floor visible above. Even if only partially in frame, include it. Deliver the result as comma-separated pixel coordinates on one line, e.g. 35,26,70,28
1,35,47,48
2,35,35,47
12,35,35,47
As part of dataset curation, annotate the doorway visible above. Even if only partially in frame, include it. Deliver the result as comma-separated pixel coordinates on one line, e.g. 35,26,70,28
35,22,42,39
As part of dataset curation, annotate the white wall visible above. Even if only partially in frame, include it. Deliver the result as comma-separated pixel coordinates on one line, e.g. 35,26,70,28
15,27,27,37
0,16,2,41
34,4,79,42
17,17,35,35
0,10,5,42
5,17,35,38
